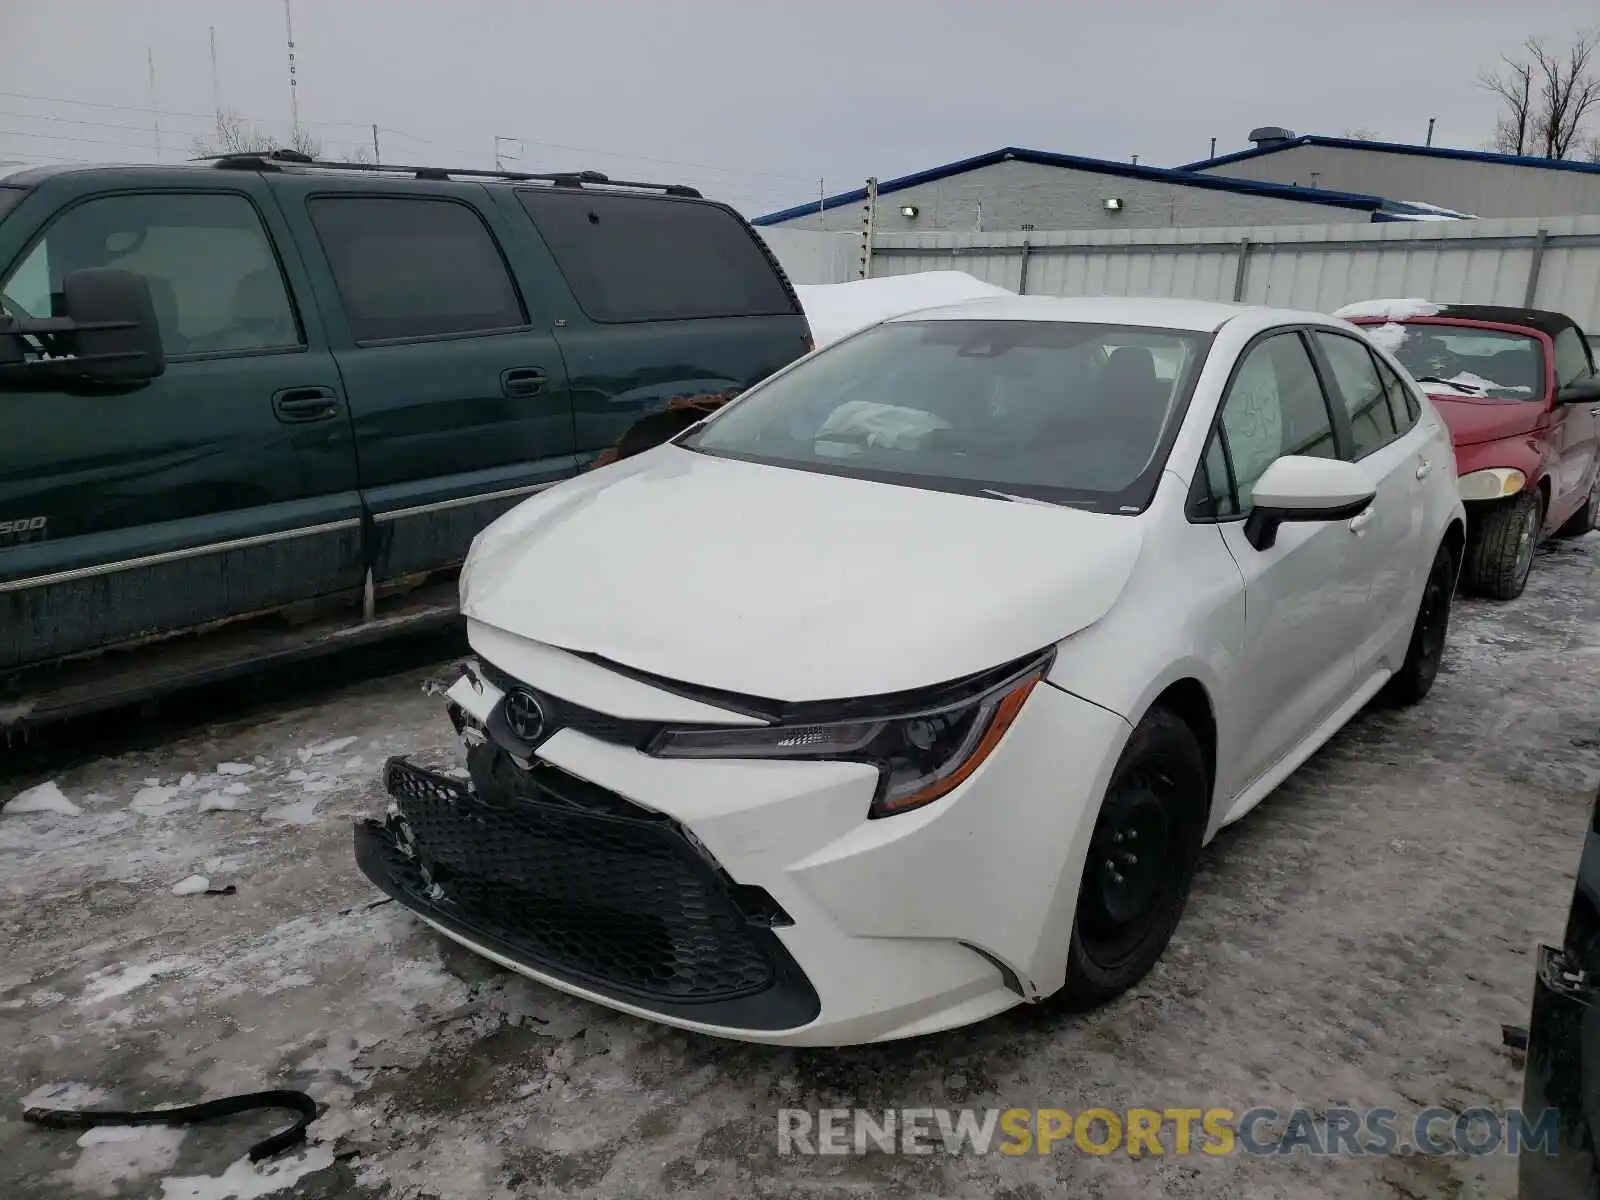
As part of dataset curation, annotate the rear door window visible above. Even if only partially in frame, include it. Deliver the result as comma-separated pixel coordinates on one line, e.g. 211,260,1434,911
1314,330,1402,459
517,190,795,323
308,196,526,342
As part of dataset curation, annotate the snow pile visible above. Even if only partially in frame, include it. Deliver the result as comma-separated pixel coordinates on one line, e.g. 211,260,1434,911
796,271,1014,348
171,875,211,896
158,1146,335,1200
1335,298,1442,322
5,780,81,817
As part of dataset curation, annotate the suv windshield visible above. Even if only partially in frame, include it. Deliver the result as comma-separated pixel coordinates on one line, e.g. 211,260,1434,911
1373,322,1545,401
681,319,1210,510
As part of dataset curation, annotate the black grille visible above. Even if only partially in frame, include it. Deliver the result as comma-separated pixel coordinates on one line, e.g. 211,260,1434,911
356,756,820,1030
474,657,665,753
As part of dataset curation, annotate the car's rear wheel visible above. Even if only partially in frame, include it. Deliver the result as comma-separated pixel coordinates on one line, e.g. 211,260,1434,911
1556,476,1600,539
1463,491,1542,601
1057,708,1207,1011
1382,540,1456,706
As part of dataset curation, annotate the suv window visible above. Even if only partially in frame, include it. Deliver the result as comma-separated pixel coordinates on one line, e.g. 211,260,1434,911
518,190,795,323
308,197,526,342
1314,330,1402,459
1,191,299,356
1215,331,1336,511
1554,326,1596,388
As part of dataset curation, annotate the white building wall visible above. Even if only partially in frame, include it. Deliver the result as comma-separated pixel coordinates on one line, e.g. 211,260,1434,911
759,160,1373,234
1195,145,1600,219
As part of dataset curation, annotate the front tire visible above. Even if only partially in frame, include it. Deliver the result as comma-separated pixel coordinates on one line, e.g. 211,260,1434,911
1382,540,1456,706
1057,708,1207,1011
1462,492,1542,601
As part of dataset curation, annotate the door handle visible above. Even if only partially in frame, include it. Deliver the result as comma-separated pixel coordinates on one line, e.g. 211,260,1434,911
1415,458,1432,480
272,386,340,423
1349,508,1375,534
501,367,547,397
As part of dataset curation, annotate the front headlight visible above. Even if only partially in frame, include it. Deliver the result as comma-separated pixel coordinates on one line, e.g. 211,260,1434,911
1458,467,1527,502
648,654,1051,818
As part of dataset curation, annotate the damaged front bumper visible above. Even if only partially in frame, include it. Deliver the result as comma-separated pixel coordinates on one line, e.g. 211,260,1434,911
354,753,822,1032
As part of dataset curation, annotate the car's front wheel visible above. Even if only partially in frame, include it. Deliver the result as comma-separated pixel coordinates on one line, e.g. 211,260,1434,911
1463,491,1542,601
1057,707,1207,1011
1382,539,1456,706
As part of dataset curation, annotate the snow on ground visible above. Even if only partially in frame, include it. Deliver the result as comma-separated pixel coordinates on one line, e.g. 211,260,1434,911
4,780,81,816
2,537,1598,1198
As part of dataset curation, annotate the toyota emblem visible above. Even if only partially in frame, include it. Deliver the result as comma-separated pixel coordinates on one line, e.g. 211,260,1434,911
502,688,547,744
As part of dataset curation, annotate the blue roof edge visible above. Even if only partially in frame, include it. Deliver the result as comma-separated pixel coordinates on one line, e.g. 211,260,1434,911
751,145,1392,226
1179,134,1600,175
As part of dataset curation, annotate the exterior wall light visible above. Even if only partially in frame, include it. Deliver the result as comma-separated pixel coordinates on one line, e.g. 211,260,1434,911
1104,197,1124,212
900,204,919,218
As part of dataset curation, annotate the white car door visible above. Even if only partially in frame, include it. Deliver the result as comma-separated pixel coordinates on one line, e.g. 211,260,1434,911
1309,329,1427,681
1202,329,1368,797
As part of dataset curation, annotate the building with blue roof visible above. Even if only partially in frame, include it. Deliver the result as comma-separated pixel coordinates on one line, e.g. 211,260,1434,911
752,146,1468,234
1181,128,1600,220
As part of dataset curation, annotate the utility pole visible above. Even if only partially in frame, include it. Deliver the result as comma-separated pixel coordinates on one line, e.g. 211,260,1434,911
859,177,878,279
146,47,162,162
372,124,381,165
209,26,222,122
1426,117,1436,147
817,178,825,228
283,0,300,135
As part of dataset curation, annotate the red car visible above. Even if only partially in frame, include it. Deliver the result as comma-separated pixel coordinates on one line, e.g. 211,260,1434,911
1341,303,1600,599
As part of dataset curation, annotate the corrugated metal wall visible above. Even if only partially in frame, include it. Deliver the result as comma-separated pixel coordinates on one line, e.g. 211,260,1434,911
861,216,1600,329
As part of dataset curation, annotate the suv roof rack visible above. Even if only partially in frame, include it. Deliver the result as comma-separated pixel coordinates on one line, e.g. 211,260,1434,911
204,149,703,197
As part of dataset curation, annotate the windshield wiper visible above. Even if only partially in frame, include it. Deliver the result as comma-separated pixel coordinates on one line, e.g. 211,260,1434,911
1416,375,1481,393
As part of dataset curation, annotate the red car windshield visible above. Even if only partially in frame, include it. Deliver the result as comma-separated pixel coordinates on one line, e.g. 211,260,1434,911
1366,322,1545,402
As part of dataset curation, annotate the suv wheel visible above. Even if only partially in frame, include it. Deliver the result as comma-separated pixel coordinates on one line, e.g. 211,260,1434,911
1463,492,1542,601
1056,708,1207,1011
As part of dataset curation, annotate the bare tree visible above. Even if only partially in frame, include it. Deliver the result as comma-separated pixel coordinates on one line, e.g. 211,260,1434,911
1481,32,1600,158
1343,127,1381,142
189,108,323,160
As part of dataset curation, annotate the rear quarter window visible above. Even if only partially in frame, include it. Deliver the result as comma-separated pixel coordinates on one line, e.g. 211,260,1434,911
516,189,796,324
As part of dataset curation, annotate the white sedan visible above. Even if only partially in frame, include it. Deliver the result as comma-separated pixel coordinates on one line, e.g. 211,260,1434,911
356,296,1467,1047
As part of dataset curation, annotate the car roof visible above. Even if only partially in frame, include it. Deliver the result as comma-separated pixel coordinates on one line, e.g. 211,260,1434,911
882,294,1333,334
1341,300,1583,341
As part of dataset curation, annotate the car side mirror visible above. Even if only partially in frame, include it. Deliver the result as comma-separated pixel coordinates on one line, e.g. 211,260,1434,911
1556,378,1600,406
0,268,165,390
1243,455,1377,551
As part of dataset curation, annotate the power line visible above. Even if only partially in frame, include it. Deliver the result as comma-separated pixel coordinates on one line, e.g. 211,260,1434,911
0,108,182,136
0,127,156,151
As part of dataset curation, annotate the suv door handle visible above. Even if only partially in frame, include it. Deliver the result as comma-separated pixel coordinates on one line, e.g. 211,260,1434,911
1415,458,1432,480
501,367,547,397
1349,508,1375,534
272,386,340,423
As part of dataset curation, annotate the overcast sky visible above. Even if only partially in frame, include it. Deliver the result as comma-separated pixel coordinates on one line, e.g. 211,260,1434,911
1,0,1596,216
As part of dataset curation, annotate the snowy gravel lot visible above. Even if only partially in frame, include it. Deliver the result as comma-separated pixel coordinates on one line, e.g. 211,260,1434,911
3,535,1598,1200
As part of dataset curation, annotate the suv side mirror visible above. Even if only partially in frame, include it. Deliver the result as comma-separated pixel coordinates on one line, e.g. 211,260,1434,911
1556,377,1600,406
1244,455,1377,551
0,268,165,390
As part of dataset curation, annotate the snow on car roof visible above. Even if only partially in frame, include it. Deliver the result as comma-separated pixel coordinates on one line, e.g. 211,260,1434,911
892,293,1287,333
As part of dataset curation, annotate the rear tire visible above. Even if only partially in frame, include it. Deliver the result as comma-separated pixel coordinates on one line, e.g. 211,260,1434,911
1382,540,1455,706
1556,477,1600,539
1462,492,1542,601
1057,708,1207,1012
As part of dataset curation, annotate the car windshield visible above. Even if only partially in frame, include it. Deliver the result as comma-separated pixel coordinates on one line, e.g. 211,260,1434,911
1373,323,1545,401
680,319,1210,510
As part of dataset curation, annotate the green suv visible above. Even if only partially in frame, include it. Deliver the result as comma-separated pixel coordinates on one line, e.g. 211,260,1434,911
0,152,810,732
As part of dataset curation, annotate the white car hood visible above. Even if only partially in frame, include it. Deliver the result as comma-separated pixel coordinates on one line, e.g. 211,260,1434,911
460,447,1145,702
